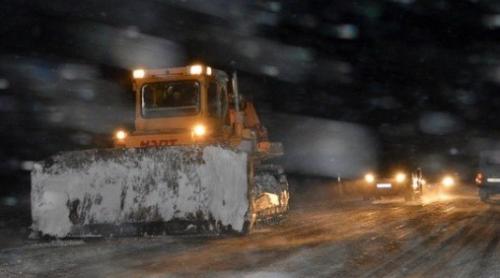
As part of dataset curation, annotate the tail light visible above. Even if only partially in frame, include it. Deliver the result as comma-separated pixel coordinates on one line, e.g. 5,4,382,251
475,172,484,186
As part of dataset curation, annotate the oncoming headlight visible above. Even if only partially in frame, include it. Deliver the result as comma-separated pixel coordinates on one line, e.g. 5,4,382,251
365,173,375,183
395,172,406,183
442,176,455,187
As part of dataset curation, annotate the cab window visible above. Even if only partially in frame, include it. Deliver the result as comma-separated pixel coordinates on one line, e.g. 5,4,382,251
207,82,220,118
141,81,200,118
220,85,230,124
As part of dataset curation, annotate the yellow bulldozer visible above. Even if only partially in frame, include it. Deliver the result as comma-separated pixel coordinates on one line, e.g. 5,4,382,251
31,64,289,237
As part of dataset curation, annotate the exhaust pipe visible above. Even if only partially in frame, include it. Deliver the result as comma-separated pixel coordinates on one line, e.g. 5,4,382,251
232,72,244,136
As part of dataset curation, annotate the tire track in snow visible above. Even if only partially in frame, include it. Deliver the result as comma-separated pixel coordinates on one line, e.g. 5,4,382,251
417,210,495,277
458,207,500,277
123,203,419,275
362,206,479,277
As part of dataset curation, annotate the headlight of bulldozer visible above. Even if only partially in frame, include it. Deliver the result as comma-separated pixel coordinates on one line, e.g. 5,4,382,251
365,173,375,183
189,65,203,75
115,129,128,141
192,124,206,137
442,176,455,188
115,130,128,140
395,172,406,183
132,69,145,79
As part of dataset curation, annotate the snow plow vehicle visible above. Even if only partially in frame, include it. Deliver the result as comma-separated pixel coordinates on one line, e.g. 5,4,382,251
31,65,289,238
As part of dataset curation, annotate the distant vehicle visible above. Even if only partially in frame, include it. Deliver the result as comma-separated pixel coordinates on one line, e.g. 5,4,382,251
423,172,457,193
362,168,424,201
437,174,457,194
476,150,500,202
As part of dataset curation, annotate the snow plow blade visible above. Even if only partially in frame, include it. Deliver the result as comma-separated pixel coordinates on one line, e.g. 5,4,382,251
31,146,251,238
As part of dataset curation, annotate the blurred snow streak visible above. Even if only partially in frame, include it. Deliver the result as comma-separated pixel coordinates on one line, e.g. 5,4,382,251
0,55,132,136
468,138,500,155
1,0,497,180
418,111,462,135
162,0,316,82
262,113,377,178
76,23,185,69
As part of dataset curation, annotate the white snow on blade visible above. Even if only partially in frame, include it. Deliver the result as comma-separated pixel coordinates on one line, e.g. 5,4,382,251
32,191,73,237
200,146,249,232
31,146,249,237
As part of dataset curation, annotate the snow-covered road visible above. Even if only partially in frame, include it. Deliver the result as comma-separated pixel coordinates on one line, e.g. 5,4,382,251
1,181,499,277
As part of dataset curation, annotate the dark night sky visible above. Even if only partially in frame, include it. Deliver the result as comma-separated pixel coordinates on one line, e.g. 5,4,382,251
1,0,500,192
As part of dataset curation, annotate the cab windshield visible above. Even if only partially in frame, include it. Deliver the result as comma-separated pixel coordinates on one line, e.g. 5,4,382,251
141,80,200,118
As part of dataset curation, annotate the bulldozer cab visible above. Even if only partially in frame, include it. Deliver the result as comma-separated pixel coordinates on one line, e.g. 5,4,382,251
134,65,230,132
115,65,233,147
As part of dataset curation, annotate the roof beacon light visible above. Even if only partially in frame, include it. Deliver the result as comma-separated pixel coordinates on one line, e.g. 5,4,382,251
133,69,145,79
189,65,203,75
